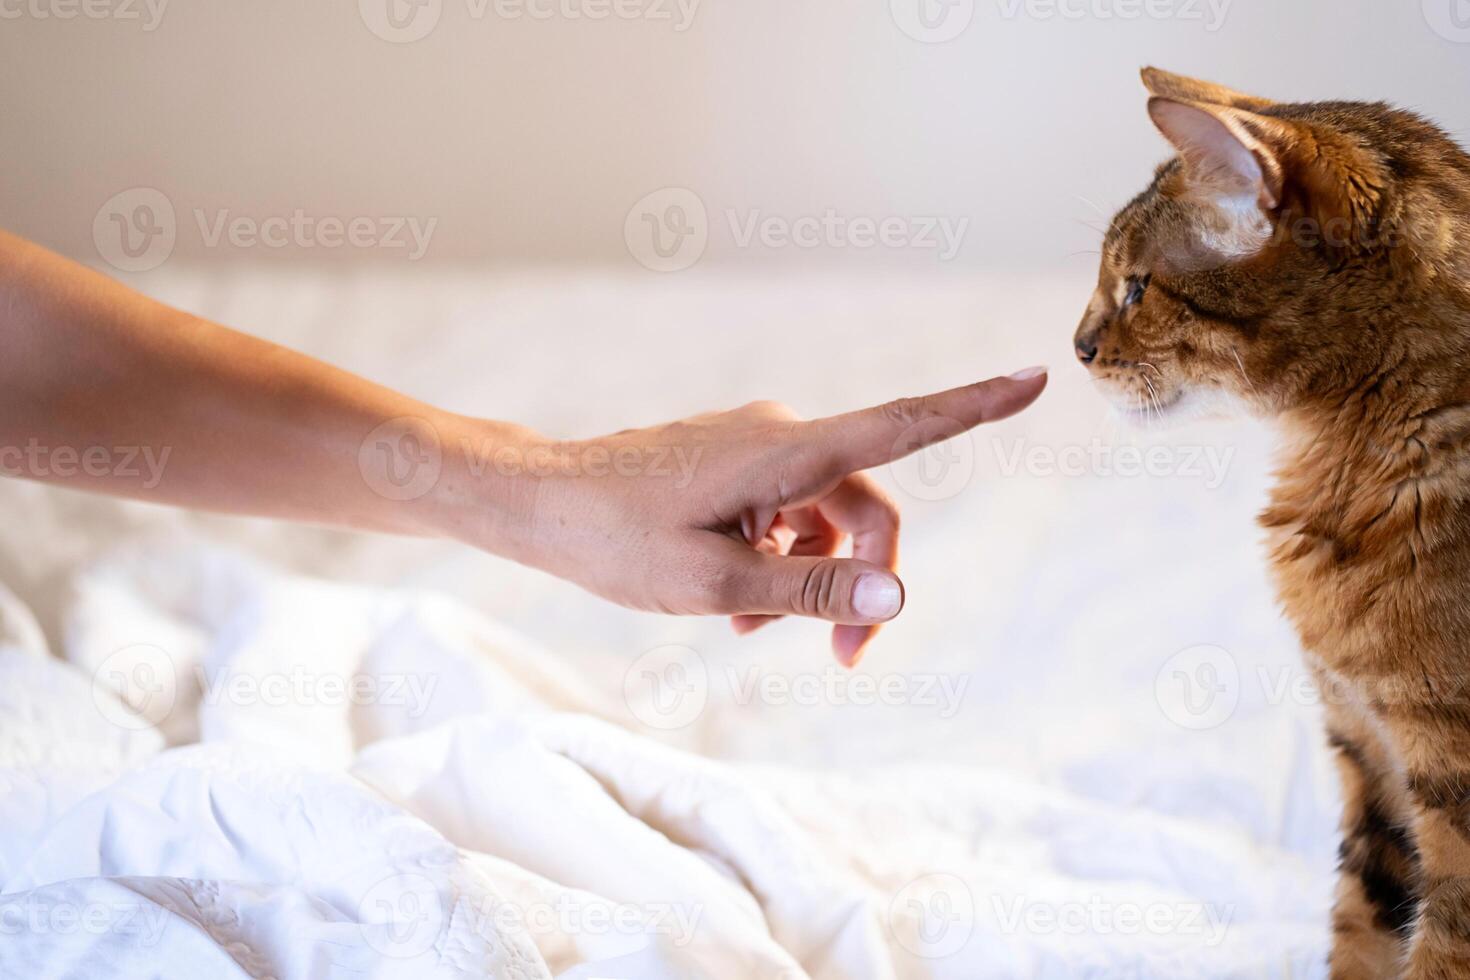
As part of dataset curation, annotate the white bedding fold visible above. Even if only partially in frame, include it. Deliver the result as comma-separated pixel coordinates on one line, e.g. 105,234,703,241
0,541,1331,978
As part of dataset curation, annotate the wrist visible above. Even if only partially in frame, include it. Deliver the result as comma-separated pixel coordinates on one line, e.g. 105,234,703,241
423,413,546,560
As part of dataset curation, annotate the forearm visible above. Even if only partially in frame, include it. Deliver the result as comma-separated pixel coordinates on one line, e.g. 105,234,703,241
0,228,1049,663
0,230,531,549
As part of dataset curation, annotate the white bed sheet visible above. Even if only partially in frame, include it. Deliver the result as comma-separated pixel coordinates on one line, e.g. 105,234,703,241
0,267,1337,977
1,541,1326,978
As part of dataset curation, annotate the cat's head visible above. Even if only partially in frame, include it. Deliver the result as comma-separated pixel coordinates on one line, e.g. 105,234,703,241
1075,68,1470,423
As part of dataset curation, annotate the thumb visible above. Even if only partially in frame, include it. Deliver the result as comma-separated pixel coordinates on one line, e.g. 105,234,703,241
713,544,905,626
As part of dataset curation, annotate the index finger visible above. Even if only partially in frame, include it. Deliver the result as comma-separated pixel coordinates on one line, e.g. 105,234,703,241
809,367,1048,473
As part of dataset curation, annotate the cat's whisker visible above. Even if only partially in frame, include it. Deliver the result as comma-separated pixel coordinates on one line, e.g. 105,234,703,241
1230,347,1259,395
1141,374,1165,428
1073,194,1108,219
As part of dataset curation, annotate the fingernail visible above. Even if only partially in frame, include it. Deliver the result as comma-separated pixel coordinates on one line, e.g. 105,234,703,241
852,574,903,620
1008,365,1048,381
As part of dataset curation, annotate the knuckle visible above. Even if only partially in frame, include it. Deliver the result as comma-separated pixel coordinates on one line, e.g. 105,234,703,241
794,560,844,618
879,396,932,429
772,441,825,490
743,399,797,420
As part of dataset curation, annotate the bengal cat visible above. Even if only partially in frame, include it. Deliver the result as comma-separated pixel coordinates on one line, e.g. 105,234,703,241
1075,68,1470,979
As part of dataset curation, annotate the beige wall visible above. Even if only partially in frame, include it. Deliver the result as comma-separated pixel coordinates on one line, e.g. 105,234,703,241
3,0,1469,273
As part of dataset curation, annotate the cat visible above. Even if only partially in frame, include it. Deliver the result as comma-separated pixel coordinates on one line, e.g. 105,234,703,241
1075,68,1470,979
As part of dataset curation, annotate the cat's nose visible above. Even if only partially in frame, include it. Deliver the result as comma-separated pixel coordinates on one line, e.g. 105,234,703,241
1074,304,1106,366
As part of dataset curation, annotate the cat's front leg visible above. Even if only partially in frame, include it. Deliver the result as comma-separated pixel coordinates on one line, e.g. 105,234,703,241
1379,702,1470,979
1325,701,1419,978
1407,877,1470,979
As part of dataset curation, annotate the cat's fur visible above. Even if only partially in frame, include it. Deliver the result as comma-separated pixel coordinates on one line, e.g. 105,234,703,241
1076,69,1470,978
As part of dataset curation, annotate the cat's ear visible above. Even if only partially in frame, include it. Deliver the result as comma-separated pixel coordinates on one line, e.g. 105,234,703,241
1147,94,1390,260
1147,96,1289,212
1140,67,1274,111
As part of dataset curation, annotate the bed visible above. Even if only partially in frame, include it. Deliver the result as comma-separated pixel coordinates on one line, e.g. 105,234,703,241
0,265,1334,978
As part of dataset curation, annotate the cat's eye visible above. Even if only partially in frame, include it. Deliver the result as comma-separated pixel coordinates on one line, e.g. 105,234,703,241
1123,274,1150,308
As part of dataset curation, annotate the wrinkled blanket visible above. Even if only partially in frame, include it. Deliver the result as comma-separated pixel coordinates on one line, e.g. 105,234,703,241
0,543,1330,978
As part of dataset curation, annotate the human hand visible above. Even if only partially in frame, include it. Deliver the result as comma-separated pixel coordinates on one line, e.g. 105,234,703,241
0,230,1045,667
461,368,1047,666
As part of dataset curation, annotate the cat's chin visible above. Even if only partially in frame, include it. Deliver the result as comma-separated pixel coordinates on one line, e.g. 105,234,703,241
1109,386,1249,429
